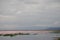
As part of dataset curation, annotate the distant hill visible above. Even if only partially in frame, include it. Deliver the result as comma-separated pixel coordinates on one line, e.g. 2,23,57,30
16,26,60,30
0,26,60,31
16,26,47,31
46,27,60,30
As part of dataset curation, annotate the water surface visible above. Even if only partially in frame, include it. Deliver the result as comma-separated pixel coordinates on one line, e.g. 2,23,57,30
0,31,60,40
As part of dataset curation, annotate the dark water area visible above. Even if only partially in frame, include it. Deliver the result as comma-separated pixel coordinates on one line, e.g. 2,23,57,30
0,32,60,40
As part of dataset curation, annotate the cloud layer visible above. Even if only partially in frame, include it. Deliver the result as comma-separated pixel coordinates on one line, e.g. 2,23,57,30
0,0,60,30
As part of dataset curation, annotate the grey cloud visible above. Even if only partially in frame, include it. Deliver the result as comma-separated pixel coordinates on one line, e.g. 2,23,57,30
49,0,60,3
0,0,59,15
0,0,60,30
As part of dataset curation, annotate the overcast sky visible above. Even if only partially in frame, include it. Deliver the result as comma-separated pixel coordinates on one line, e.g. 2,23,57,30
0,0,60,30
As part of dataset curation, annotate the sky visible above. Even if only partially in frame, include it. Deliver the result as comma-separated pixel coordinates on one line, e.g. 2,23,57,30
0,0,60,30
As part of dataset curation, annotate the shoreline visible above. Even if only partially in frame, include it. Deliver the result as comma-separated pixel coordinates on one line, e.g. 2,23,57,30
0,30,51,34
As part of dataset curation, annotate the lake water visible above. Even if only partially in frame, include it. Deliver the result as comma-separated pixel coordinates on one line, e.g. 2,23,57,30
0,31,60,40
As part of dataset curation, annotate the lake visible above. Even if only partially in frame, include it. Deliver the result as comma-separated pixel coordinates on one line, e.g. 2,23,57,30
0,31,60,40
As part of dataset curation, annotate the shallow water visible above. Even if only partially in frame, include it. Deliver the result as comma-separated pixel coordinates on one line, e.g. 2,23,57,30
0,32,60,40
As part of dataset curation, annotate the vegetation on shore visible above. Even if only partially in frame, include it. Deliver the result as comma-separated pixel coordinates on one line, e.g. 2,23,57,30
50,30,60,33
53,37,60,40
0,33,30,37
58,38,60,40
57,38,60,40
